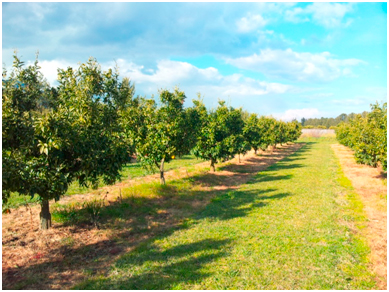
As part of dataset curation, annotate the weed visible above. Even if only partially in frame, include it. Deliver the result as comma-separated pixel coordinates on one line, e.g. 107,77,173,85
60,237,75,247
52,203,83,225
83,199,105,228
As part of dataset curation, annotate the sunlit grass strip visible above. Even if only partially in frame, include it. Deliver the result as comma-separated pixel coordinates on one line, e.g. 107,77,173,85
75,139,376,290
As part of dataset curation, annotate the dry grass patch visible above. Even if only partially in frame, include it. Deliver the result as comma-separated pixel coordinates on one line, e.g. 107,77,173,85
332,143,387,289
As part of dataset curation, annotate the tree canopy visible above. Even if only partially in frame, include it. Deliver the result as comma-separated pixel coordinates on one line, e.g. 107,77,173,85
2,55,135,229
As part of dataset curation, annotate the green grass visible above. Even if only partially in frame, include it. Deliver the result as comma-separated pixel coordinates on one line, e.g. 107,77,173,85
51,178,202,229
75,138,376,289
3,154,203,210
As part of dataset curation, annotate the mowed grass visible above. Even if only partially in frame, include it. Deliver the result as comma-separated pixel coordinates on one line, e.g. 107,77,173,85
75,138,376,290
3,154,202,210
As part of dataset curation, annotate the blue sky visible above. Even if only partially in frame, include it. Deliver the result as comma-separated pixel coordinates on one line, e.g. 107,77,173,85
2,2,387,120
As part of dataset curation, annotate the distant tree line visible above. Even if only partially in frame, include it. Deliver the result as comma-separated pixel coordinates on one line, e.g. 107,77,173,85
301,112,369,129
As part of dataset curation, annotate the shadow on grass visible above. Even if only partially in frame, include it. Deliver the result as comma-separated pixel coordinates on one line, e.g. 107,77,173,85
76,238,231,289
255,174,294,183
2,143,305,289
196,189,292,221
4,235,231,290
219,142,313,174
265,163,304,171
375,170,387,180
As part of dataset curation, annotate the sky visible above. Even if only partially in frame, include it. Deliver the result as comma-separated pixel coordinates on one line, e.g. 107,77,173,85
2,1,387,121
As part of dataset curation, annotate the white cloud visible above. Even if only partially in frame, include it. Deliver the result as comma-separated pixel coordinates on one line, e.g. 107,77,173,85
308,3,353,28
30,3,54,21
332,98,370,106
332,87,387,107
20,58,292,100
102,59,292,99
25,59,77,86
285,3,354,28
236,13,267,33
106,59,222,86
285,7,310,23
274,108,321,122
226,48,365,82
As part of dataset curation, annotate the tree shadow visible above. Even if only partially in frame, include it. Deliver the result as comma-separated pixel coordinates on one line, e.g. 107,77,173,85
196,189,292,221
187,171,251,188
2,143,304,289
266,163,304,171
255,174,294,183
219,143,312,174
76,238,231,289
4,236,231,290
375,170,387,180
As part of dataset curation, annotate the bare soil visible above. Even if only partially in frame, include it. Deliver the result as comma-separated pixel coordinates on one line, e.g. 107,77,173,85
331,144,387,289
2,143,302,289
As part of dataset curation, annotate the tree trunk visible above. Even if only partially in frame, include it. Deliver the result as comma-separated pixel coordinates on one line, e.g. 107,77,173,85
210,159,215,172
238,153,241,163
40,199,52,230
160,158,165,185
254,148,257,155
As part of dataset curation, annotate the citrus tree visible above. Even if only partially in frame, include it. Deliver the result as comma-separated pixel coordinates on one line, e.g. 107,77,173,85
257,116,277,152
336,102,387,170
243,113,262,154
2,56,134,229
192,101,244,171
230,108,250,163
285,120,302,142
134,88,188,184
177,95,208,157
359,102,387,170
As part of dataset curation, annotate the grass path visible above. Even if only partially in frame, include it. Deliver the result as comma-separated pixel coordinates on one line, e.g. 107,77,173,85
76,138,376,289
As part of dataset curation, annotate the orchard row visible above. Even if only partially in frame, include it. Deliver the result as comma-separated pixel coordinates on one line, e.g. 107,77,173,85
336,102,387,170
2,56,301,229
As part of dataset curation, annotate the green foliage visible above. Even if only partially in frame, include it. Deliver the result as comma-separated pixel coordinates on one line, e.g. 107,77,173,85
228,108,250,158
257,116,277,150
243,115,281,153
273,120,285,145
178,95,208,157
192,101,246,170
2,55,135,228
133,87,191,183
285,120,302,142
336,102,387,170
243,113,262,153
2,54,52,203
